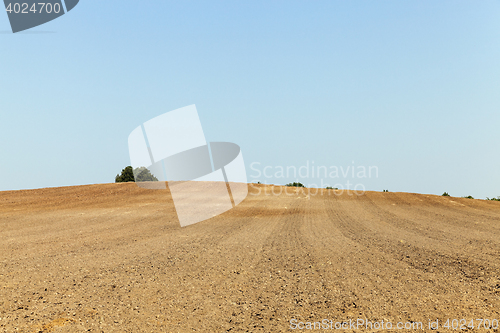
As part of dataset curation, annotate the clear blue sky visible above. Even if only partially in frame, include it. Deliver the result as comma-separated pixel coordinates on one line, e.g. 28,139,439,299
1,0,499,198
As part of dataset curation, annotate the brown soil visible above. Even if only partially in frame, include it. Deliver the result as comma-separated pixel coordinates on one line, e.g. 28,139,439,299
1,183,499,332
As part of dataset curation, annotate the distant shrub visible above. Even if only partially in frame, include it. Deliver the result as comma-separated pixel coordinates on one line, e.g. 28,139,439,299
115,166,158,183
134,166,159,182
383,189,389,192
286,182,305,187
463,195,474,199
326,186,338,190
487,196,500,201
442,192,450,197
115,166,134,183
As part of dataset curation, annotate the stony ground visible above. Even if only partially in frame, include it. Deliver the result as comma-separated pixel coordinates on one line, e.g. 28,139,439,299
1,183,499,332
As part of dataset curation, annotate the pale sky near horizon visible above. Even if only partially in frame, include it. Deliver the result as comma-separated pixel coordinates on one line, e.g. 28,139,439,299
1,0,499,198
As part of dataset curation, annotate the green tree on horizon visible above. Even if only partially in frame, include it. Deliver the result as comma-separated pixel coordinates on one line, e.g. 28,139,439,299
115,166,158,183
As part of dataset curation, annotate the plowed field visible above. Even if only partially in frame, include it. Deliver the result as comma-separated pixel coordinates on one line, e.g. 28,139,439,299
1,183,499,332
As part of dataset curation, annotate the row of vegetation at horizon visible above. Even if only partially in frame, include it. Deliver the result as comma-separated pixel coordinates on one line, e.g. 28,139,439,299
442,192,499,201
265,182,498,200
279,186,499,200
115,166,498,201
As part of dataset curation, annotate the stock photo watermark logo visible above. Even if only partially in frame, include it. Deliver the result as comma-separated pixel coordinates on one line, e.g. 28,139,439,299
249,161,379,197
128,105,248,227
3,0,79,33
